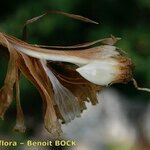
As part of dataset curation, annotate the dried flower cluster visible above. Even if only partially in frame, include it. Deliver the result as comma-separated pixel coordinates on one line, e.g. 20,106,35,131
0,11,149,137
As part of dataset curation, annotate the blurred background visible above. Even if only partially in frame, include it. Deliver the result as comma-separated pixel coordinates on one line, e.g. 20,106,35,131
0,0,150,150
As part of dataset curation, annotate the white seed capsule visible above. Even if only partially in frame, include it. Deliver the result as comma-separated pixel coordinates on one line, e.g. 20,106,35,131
76,57,133,86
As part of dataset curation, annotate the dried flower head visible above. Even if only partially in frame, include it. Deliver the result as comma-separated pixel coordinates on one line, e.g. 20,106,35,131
0,11,149,137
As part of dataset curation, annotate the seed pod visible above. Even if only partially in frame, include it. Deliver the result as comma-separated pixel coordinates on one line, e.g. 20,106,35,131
76,56,133,86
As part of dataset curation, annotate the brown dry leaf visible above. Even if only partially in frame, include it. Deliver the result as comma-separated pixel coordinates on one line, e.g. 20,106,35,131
22,10,99,41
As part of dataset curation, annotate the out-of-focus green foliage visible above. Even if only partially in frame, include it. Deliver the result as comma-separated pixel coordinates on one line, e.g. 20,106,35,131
1,0,149,88
0,0,149,140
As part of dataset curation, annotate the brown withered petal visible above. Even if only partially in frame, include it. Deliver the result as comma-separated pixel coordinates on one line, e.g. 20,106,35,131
0,32,132,136
0,86,13,119
35,36,121,49
0,11,149,136
13,71,26,133
17,53,62,136
49,62,103,113
0,36,18,119
41,60,81,123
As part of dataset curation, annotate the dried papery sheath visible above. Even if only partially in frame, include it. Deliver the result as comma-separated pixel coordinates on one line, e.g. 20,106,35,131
0,35,17,119
41,60,81,123
0,11,149,136
48,62,102,111
19,54,62,136
13,71,26,133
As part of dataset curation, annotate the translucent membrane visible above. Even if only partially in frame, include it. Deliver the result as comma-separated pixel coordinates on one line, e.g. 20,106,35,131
41,60,81,123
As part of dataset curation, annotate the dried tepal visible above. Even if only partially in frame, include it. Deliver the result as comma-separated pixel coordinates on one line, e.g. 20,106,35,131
0,11,149,137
